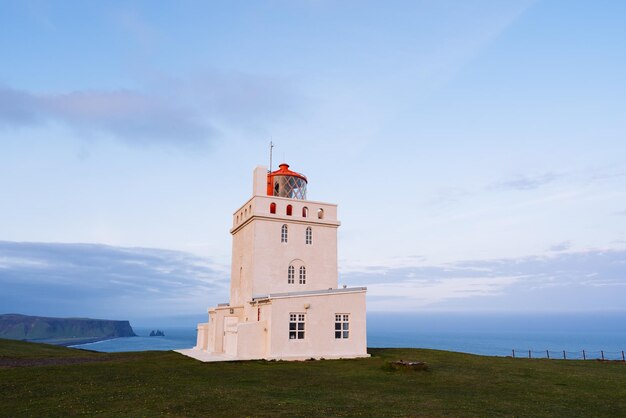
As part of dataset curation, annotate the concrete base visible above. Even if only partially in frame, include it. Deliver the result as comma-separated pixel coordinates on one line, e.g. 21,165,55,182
175,348,370,363
174,348,250,362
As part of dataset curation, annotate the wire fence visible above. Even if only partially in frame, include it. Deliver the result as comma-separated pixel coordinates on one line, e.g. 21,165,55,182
511,349,626,361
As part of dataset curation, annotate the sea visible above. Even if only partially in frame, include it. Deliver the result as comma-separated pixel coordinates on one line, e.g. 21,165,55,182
72,312,626,360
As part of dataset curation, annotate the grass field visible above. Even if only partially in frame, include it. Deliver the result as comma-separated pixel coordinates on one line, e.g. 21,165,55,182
1,338,626,417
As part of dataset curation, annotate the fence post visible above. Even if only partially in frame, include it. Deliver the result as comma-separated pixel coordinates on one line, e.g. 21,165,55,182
601,350,605,361
563,350,566,360
528,350,531,359
512,349,515,358
583,350,586,360
546,350,550,359
622,351,625,362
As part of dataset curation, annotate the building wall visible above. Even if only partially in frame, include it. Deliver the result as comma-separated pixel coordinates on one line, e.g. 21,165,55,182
236,320,268,358
195,323,209,350
267,291,368,360
200,306,244,354
230,190,341,306
251,216,338,297
230,220,256,307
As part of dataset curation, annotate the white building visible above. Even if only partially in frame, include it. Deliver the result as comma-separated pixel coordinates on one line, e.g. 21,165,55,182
178,163,368,361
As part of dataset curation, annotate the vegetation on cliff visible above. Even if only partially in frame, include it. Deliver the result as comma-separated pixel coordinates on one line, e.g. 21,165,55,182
1,339,626,417
0,314,136,346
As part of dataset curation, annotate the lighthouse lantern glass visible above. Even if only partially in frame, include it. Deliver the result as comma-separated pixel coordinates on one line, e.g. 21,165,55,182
274,175,307,200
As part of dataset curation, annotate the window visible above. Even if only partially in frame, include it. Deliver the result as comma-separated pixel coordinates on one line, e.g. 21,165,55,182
270,202,276,214
317,208,324,219
286,204,293,216
281,224,288,243
335,314,349,339
302,207,308,217
289,313,305,340
289,260,304,284
305,227,312,245
288,265,295,284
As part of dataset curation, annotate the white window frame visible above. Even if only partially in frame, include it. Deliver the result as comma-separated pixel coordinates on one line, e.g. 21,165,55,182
281,224,288,243
305,227,312,245
299,266,306,284
335,314,350,339
289,313,305,340
288,265,295,284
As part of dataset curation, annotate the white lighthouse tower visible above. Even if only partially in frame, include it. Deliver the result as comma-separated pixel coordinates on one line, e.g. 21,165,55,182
179,163,368,361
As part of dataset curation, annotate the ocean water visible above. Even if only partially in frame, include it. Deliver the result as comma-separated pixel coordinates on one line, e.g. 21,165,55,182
73,312,626,360
72,328,197,353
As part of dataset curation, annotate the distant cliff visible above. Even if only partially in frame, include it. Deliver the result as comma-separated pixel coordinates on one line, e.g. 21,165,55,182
0,314,136,346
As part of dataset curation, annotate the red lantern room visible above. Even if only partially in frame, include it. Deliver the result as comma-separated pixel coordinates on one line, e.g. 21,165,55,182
267,163,308,200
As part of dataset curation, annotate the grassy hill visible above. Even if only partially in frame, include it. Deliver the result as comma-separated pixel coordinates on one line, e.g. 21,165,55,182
1,339,626,417
0,313,136,346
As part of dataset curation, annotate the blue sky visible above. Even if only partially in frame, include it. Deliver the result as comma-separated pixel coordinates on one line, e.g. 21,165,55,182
1,0,625,320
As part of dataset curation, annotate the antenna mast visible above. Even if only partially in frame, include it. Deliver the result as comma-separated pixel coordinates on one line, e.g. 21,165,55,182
269,141,275,172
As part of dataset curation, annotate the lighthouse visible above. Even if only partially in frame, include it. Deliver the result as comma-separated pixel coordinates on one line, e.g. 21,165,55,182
179,163,368,361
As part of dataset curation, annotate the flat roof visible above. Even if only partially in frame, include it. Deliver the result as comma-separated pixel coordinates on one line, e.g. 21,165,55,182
251,286,367,302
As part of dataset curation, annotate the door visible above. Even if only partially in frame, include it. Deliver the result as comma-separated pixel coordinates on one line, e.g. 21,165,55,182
223,316,239,357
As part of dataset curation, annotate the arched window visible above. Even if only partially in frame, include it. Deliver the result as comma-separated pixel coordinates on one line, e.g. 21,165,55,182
299,266,306,284
286,204,293,216
317,208,324,219
305,227,312,245
288,265,295,284
302,207,308,217
281,224,288,243
244,209,247,217
270,202,276,214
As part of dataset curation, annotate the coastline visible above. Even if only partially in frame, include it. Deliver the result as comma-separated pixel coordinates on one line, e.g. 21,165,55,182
36,335,128,347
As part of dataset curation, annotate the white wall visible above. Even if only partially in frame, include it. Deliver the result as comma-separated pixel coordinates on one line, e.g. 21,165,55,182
230,194,341,305
267,291,367,359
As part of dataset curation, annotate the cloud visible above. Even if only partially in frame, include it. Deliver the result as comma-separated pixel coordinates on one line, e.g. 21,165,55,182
343,249,626,311
3,241,625,319
548,241,571,252
490,172,560,191
0,70,303,147
427,187,471,207
366,275,521,305
0,241,229,320
0,86,211,146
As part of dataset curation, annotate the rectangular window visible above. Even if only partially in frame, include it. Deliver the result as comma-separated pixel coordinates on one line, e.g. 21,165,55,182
288,266,295,284
289,313,305,340
335,314,349,339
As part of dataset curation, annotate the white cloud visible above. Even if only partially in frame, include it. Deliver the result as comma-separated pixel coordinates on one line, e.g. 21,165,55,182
367,275,521,307
345,249,626,311
490,172,561,191
0,241,229,319
0,70,304,148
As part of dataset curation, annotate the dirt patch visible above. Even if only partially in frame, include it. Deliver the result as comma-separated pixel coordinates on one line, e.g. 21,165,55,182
388,360,429,371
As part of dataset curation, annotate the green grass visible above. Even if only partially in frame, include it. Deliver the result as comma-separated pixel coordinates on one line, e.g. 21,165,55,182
2,339,626,417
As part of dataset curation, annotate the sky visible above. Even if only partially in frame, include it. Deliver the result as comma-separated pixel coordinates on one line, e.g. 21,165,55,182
1,0,625,321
